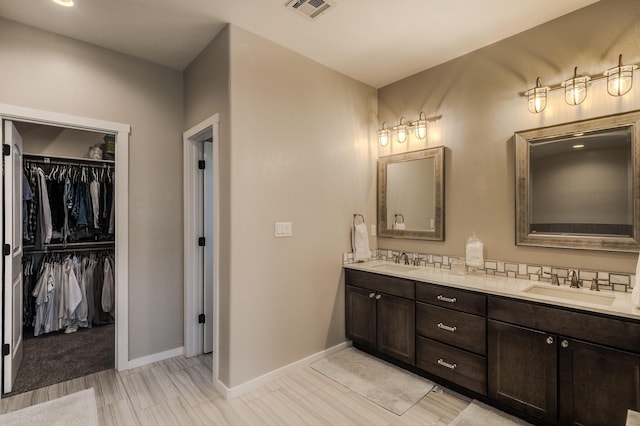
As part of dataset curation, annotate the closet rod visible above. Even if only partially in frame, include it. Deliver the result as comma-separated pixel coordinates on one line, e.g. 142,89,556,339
24,241,115,254
24,246,115,255
24,153,114,164
24,158,115,169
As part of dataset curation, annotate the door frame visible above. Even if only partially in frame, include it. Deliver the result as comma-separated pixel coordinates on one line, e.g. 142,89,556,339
183,115,220,379
0,102,131,375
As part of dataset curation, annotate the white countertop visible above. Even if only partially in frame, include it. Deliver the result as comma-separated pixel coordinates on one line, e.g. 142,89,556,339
344,260,640,321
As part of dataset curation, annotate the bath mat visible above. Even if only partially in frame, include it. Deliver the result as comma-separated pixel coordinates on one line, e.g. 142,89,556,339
311,347,435,415
0,388,99,426
449,399,531,425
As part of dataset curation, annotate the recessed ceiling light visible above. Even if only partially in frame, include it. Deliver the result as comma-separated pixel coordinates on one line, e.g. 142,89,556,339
573,144,585,149
52,0,74,7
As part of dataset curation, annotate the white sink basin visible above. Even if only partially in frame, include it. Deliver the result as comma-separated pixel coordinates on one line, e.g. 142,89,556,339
370,264,418,273
522,284,615,306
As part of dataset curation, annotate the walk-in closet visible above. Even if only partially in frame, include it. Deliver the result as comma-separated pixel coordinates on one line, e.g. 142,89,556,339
7,121,116,395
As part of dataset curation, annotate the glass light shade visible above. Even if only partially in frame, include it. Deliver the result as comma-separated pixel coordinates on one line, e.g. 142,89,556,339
378,123,390,147
525,78,549,113
562,68,590,106
396,124,408,143
604,54,638,96
415,112,427,139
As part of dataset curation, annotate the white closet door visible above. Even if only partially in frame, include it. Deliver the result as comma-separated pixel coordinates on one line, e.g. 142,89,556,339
3,120,24,394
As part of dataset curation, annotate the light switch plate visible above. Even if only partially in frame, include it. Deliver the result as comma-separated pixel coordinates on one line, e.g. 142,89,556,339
275,221,292,237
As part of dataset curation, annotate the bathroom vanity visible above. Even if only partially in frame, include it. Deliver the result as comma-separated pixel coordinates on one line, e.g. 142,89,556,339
344,261,640,425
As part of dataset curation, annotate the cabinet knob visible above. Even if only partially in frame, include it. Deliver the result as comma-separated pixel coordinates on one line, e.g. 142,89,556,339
561,340,569,348
546,336,554,345
368,292,375,299
375,294,382,300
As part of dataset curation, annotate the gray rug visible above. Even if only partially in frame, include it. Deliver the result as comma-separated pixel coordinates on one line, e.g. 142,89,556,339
311,347,435,415
0,388,99,426
450,400,531,425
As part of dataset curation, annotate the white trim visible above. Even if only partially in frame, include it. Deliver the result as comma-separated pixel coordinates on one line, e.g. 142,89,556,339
126,347,184,370
216,341,352,399
0,103,130,373
183,115,220,380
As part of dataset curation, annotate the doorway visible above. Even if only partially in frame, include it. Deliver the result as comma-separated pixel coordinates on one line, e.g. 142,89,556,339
183,115,219,381
0,104,130,396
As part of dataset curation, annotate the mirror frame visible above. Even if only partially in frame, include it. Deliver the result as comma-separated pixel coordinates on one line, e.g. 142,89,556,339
378,146,445,241
515,110,640,252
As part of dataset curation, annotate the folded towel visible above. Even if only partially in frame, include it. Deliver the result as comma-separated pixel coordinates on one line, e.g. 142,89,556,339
632,253,640,308
352,223,371,262
394,223,406,230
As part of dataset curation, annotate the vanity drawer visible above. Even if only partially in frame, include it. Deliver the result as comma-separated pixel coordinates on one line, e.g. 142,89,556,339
416,282,486,315
417,337,487,395
488,296,640,353
345,269,415,299
416,303,486,355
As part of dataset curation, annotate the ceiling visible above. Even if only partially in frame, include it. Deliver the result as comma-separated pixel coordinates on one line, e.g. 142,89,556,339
0,0,600,88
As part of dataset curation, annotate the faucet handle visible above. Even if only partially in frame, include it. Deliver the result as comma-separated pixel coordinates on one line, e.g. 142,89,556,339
544,272,560,286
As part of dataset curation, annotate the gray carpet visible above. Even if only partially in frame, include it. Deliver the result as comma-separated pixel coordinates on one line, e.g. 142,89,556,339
450,400,531,425
311,347,435,415
0,388,99,426
8,324,114,395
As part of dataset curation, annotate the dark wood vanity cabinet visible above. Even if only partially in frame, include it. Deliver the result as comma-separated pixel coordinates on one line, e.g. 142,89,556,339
415,282,487,395
345,270,415,365
488,296,640,426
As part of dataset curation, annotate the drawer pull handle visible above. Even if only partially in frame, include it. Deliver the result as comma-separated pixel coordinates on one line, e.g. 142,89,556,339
437,322,457,332
561,340,569,348
546,336,554,345
375,294,382,300
437,359,457,370
368,292,375,299
437,295,457,303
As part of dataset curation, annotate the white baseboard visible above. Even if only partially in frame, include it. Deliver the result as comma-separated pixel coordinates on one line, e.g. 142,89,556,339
121,346,185,371
217,341,352,399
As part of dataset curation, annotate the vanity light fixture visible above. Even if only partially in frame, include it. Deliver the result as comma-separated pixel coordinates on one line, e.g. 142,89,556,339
52,0,74,6
524,54,639,113
604,54,638,96
378,122,390,147
378,112,440,146
525,77,549,113
562,67,590,106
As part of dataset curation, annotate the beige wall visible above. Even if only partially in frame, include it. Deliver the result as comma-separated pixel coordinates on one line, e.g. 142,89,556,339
226,26,377,387
377,0,640,273
0,18,185,359
183,25,233,384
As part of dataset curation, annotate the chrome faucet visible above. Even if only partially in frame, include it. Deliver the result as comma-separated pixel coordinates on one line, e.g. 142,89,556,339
544,272,560,286
589,279,600,291
568,270,581,288
398,252,410,265
413,255,425,266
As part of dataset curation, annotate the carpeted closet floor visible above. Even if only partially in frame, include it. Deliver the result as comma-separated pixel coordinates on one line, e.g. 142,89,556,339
8,324,114,396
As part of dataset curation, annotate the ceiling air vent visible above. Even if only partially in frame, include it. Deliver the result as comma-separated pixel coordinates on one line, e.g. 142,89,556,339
286,0,336,20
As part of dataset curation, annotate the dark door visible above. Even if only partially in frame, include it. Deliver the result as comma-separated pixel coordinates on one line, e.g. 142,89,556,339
377,293,415,365
488,320,558,423
345,285,377,350
559,338,640,426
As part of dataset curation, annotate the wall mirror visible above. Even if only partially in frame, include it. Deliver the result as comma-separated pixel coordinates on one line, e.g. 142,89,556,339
378,146,444,240
515,110,640,252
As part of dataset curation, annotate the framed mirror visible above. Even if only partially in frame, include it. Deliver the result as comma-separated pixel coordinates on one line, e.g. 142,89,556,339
515,110,640,252
378,146,444,240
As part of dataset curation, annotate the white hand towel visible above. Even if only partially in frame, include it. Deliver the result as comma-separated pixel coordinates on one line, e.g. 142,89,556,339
394,223,405,230
632,253,640,308
352,223,371,262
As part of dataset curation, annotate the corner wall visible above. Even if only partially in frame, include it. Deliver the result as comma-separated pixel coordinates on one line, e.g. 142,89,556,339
377,0,640,273
0,18,185,359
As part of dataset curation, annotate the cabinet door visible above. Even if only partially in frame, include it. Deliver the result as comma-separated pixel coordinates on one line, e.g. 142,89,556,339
488,320,558,423
559,338,640,426
345,285,377,350
377,293,415,365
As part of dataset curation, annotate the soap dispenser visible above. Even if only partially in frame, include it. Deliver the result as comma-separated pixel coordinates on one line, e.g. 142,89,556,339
465,232,484,273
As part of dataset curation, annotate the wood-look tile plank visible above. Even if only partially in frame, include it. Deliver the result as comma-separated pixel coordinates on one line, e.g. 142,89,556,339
99,398,140,426
121,372,156,411
247,388,325,426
